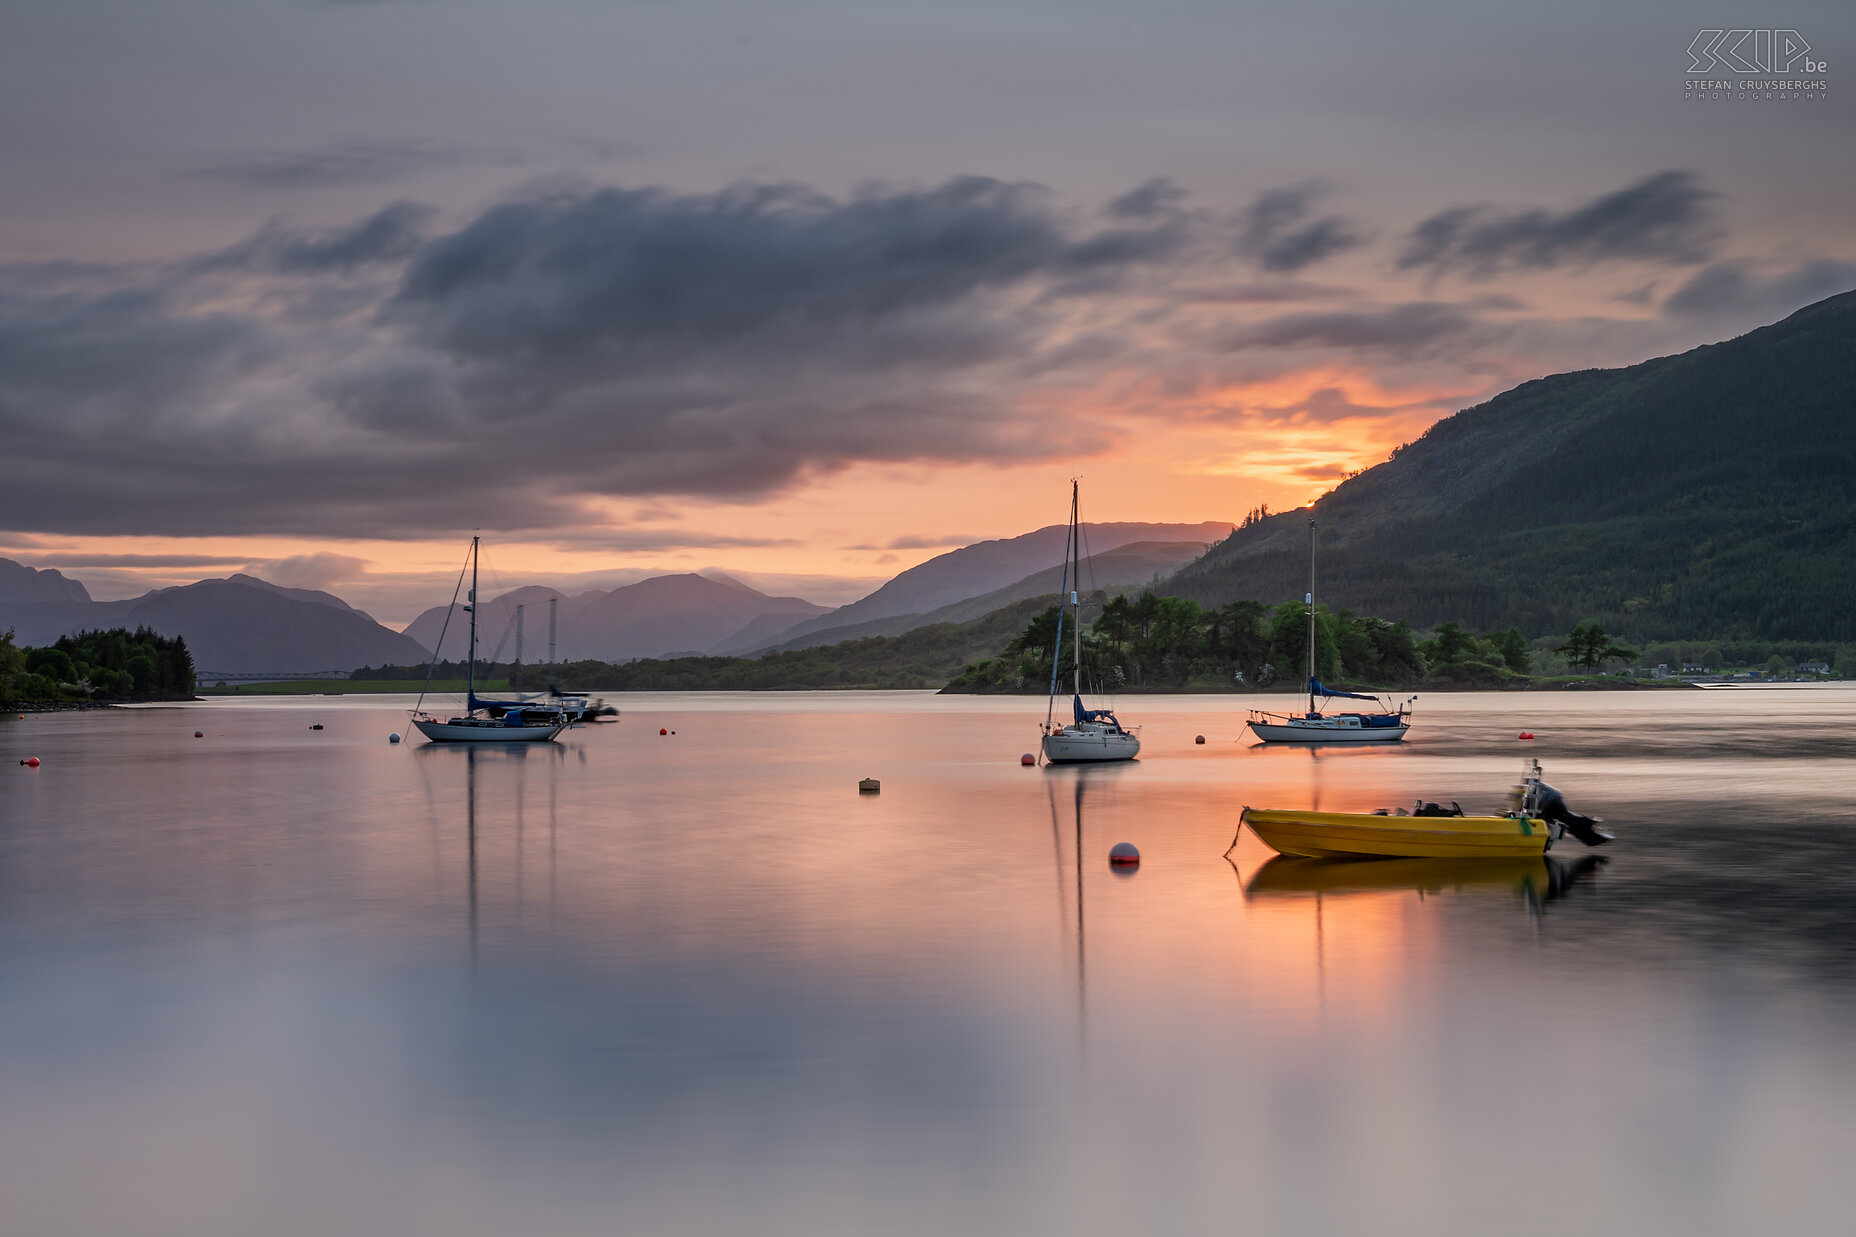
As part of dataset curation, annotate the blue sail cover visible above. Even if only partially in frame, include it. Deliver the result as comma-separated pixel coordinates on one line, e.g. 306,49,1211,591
1309,677,1380,702
1073,694,1119,725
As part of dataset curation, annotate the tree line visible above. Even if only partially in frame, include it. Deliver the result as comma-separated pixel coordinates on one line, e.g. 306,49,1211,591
945,591,1672,692
0,627,196,701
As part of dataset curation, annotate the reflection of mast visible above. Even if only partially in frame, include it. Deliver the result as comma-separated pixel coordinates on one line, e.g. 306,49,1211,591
1074,775,1087,1046
549,745,558,932
515,742,526,924
1046,782,1069,939
466,747,479,965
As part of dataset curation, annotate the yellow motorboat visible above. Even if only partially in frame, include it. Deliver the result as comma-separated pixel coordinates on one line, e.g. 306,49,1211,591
1240,806,1550,859
1236,761,1612,861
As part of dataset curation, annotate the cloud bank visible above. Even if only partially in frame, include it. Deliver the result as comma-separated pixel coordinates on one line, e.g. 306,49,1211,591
0,167,1836,544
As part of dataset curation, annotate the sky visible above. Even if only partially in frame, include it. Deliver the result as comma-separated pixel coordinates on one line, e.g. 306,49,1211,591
2,0,1852,624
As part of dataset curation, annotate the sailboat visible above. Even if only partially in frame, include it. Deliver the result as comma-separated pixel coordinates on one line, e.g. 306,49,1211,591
470,597,619,724
542,598,619,722
1245,514,1413,743
1040,482,1140,764
410,538,569,743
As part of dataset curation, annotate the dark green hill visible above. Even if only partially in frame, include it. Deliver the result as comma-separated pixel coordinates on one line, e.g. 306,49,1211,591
1168,290,1856,641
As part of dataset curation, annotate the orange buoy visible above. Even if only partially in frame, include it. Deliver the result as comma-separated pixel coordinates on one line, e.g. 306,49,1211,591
1020,752,1036,765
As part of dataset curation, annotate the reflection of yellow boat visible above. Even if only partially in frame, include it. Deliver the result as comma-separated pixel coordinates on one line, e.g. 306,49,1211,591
1244,854,1549,898
1240,806,1550,859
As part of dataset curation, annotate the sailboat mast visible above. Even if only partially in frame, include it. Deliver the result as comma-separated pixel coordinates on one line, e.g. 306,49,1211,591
1306,515,1316,712
548,597,558,691
1071,481,1082,700
467,535,479,705
515,603,524,693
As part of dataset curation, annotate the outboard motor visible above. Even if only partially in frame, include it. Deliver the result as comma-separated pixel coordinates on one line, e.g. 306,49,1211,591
1518,760,1612,846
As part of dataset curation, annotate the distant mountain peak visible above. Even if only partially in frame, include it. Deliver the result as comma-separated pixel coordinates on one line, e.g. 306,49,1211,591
0,557,93,605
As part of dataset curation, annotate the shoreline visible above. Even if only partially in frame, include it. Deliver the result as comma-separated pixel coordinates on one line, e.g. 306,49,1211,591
939,678,1707,695
4,695,202,713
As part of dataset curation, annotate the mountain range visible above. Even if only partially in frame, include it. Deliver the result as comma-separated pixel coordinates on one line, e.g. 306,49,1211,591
1167,289,1856,642
751,521,1232,651
400,573,832,664
0,569,431,675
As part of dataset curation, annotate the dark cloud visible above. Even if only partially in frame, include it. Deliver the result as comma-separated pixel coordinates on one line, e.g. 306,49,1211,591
1224,301,1487,352
1398,171,1719,277
393,177,1172,364
0,177,1199,537
1234,183,1360,273
202,202,438,274
1106,178,1188,220
186,139,509,189
1663,259,1856,320
0,282,268,431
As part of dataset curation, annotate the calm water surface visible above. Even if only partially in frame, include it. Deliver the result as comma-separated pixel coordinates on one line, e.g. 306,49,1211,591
4,689,1855,1235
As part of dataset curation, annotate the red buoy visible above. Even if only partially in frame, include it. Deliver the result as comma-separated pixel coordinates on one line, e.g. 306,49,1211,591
1020,752,1036,765
1518,731,1535,740
659,728,668,735
1195,734,1206,744
194,731,204,738
23,756,40,767
1108,841,1140,866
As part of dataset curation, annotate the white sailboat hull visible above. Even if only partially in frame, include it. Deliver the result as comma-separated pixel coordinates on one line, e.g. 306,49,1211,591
1247,715,1408,743
412,717,566,743
1042,724,1141,763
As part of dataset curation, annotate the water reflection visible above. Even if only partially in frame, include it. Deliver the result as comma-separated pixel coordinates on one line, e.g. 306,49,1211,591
5,692,1856,1235
1242,852,1607,904
1043,766,1128,1053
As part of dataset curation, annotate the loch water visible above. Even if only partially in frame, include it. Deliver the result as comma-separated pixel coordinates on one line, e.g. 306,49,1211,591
4,688,1855,1235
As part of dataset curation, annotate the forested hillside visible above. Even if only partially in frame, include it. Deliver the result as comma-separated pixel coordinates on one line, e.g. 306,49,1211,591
1167,291,1856,642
